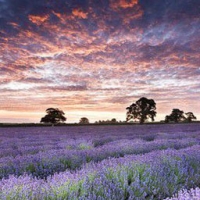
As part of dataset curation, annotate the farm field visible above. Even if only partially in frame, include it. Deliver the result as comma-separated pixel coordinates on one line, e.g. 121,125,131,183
0,124,200,200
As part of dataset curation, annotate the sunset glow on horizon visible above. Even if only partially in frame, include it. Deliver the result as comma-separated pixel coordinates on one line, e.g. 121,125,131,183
0,0,200,123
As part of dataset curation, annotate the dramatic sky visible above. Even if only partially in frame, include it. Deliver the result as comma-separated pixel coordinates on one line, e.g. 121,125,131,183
0,0,200,123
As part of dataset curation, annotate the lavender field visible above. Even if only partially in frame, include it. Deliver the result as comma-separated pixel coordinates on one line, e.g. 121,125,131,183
0,124,200,200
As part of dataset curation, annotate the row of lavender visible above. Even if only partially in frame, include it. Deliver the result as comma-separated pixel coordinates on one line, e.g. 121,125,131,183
1,124,199,158
1,138,198,179
0,125,200,179
1,145,200,200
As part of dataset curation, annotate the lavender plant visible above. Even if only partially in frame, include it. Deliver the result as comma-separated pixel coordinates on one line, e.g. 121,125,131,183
0,145,200,200
0,124,199,199
164,187,200,200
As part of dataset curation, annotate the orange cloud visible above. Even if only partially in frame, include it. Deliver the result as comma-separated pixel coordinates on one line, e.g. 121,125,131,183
28,15,49,25
110,0,138,9
72,8,88,19
123,9,143,25
8,22,20,29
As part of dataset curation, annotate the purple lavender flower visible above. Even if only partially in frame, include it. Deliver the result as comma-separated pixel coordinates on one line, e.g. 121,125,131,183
164,187,200,200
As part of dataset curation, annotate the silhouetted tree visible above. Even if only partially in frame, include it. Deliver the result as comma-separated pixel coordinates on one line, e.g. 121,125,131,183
185,112,197,122
79,117,89,124
165,109,185,123
111,118,117,123
126,97,156,124
94,119,118,124
165,115,171,123
40,108,66,125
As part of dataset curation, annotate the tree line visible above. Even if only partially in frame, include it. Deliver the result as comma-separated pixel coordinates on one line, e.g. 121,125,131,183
40,97,197,125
